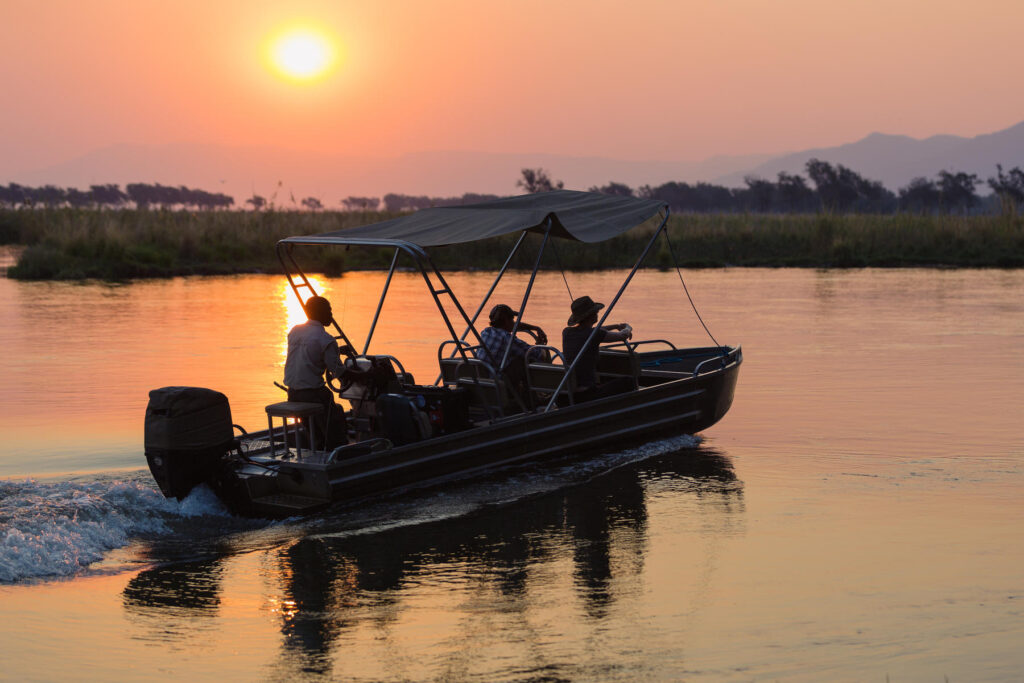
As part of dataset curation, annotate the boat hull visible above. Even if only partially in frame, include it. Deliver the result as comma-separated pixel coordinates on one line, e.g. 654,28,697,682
219,351,741,517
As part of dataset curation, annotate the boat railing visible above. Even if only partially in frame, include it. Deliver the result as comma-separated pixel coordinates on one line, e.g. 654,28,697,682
437,339,481,387
603,339,678,353
326,437,391,464
692,345,742,378
375,354,410,382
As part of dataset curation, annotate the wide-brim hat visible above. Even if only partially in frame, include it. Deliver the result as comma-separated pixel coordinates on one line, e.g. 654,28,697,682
567,295,604,326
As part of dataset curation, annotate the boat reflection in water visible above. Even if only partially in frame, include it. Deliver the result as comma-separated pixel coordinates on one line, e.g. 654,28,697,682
122,447,742,679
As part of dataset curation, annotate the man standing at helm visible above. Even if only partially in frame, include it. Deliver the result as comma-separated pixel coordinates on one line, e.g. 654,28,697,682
284,295,348,449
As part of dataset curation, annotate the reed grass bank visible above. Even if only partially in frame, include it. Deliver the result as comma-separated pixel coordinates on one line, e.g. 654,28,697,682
3,208,1021,280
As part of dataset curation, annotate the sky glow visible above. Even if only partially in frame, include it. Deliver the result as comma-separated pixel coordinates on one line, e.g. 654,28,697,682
0,0,1021,176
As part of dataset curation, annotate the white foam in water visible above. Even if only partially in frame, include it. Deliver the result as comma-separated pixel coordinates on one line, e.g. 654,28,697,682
0,479,229,583
1,435,703,581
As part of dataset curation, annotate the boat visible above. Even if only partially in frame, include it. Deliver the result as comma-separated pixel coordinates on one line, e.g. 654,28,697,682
143,190,742,518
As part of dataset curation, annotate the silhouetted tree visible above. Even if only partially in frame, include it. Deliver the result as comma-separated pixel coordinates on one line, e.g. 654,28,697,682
246,194,267,211
937,170,980,214
898,177,941,214
0,184,29,206
65,188,92,208
89,184,127,207
517,168,563,193
774,172,816,212
186,188,233,210
805,159,894,212
987,164,1024,214
342,196,380,211
382,193,425,212
805,159,854,211
742,176,775,212
639,181,737,212
301,197,323,211
126,183,153,209
588,182,634,197
457,193,501,204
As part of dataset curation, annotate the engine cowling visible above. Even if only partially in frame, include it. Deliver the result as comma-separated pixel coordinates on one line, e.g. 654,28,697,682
144,386,234,499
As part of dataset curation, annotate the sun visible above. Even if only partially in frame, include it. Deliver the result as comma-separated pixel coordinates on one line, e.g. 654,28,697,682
266,28,338,82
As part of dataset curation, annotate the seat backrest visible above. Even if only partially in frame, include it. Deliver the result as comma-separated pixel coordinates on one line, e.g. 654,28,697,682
439,357,463,387
597,349,640,388
438,340,482,387
454,358,521,420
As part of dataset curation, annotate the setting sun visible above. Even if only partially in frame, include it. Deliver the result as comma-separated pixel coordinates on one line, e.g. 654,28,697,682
267,27,337,82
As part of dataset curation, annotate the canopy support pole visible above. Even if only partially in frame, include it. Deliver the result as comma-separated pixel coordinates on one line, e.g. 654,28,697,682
431,230,530,385
500,219,551,371
362,247,401,355
543,209,670,412
459,230,529,344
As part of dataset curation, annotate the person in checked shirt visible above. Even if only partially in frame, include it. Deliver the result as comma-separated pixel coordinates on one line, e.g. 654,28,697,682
475,304,549,406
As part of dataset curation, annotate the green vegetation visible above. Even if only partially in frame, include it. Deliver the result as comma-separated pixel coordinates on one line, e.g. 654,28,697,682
2,208,1022,281
2,208,394,279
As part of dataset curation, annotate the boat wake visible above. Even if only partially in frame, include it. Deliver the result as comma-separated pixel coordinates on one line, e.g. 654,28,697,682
1,434,704,584
0,475,232,583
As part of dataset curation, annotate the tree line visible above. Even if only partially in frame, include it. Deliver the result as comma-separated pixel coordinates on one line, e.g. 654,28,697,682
4,160,1023,215
0,182,234,210
335,162,1024,216
596,161,1024,215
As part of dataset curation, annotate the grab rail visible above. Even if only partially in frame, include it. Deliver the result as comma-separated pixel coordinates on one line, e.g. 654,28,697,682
692,346,741,377
603,338,677,353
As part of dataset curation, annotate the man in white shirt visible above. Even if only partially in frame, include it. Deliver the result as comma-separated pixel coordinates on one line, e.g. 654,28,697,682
284,296,349,449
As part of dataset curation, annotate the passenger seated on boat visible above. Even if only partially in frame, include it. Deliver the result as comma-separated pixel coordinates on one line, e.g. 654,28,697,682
283,296,349,450
562,295,635,402
475,304,549,403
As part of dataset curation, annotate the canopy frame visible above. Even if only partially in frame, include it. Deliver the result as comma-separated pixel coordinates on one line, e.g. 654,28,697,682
276,191,672,419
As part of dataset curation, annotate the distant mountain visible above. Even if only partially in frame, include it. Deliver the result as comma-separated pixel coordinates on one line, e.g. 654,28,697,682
10,119,1023,203
8,145,772,207
715,120,1024,189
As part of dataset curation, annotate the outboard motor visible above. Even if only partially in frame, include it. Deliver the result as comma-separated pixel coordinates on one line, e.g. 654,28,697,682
145,386,235,499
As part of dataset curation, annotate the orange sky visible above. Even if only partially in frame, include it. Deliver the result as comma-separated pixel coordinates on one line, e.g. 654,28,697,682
2,0,1022,175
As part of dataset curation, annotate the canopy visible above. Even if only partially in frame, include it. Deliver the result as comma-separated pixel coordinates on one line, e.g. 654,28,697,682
281,190,667,248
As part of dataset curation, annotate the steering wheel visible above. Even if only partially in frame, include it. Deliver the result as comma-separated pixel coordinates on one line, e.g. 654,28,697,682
331,354,383,395
328,369,355,395
328,354,363,395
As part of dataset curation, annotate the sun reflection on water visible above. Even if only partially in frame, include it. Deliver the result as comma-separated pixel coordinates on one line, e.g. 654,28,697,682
278,276,329,361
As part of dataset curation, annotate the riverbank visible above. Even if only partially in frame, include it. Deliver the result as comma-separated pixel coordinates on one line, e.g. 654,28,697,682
2,208,1022,280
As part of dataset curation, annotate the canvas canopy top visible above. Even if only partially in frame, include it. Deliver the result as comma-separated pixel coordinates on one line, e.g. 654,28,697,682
279,190,667,249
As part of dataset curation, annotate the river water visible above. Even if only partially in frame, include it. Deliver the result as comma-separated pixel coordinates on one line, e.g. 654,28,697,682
1,266,1022,681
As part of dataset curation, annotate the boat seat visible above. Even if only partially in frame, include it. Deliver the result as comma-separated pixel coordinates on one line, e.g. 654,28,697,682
438,339,482,387
265,401,324,459
525,346,578,407
453,358,524,420
597,349,640,389
439,357,464,387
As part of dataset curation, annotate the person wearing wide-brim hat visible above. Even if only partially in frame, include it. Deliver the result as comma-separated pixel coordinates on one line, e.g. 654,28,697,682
562,295,634,401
